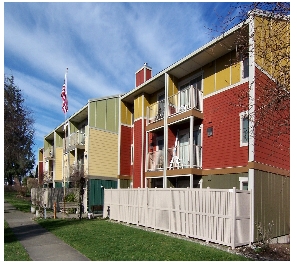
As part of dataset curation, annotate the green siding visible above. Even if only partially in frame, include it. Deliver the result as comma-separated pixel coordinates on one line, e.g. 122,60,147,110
96,101,106,129
106,98,118,132
202,173,248,189
88,179,117,211
55,182,63,188
89,102,96,127
88,97,119,132
254,170,290,241
55,132,64,147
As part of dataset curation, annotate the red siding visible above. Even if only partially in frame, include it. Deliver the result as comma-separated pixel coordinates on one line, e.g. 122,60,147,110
254,68,290,170
133,119,143,188
38,162,43,185
120,125,132,176
203,83,249,169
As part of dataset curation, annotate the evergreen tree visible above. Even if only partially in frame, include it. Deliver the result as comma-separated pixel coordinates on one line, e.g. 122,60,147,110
4,75,35,184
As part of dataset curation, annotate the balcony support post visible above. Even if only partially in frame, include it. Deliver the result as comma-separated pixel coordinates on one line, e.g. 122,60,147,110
163,73,169,188
190,115,194,168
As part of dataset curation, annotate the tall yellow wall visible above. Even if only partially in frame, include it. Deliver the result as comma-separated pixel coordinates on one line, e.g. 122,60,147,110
88,128,118,178
54,147,63,181
121,101,132,125
254,15,290,87
134,95,143,119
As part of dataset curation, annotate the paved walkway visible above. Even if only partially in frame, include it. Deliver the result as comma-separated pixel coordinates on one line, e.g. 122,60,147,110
4,201,90,261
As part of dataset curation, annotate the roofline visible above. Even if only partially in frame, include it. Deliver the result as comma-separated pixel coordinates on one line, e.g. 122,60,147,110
121,19,247,100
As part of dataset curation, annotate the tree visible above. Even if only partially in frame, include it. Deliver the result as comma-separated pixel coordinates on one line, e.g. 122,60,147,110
4,74,35,185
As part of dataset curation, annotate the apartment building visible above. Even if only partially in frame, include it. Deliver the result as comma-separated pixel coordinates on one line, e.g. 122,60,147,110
41,95,121,212
118,10,289,242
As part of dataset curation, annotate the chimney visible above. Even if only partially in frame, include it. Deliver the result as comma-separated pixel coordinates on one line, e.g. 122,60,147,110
135,63,152,87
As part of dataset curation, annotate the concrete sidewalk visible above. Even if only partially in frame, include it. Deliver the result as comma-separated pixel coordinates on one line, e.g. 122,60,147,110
4,201,90,261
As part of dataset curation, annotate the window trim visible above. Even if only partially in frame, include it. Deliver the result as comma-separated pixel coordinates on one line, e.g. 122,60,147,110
240,111,249,147
239,177,249,190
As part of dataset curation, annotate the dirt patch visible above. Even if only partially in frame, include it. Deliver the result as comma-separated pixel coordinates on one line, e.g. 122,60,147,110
235,243,290,261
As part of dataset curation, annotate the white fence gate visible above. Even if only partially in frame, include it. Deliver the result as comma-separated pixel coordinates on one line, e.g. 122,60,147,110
103,187,251,249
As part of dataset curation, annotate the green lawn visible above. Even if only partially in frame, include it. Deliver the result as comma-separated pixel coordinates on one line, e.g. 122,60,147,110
4,191,31,213
38,218,249,261
4,220,31,261
5,189,249,261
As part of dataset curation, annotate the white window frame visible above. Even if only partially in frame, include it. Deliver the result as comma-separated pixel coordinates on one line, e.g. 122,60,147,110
240,111,249,147
130,144,134,165
239,177,249,190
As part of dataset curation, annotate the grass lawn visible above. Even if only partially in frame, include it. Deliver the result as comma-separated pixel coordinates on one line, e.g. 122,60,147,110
4,191,31,213
4,220,31,261
38,218,249,261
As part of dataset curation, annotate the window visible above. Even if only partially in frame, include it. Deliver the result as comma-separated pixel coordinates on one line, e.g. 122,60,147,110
239,177,248,190
130,144,134,165
242,53,249,79
179,74,202,111
207,126,213,137
240,111,249,147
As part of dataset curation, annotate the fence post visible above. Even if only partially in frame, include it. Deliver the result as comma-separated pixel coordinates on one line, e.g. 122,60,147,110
137,187,140,226
154,187,157,231
231,187,236,249
145,187,148,228
206,187,210,243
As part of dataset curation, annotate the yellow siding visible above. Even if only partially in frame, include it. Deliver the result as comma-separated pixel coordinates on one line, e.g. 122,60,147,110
168,75,178,97
121,101,132,126
54,147,63,181
231,50,241,84
216,53,231,90
203,62,215,95
134,95,143,119
254,15,290,87
88,128,118,178
38,150,43,161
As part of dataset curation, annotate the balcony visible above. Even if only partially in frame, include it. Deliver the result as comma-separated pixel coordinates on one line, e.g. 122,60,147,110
44,147,54,160
146,145,202,174
65,131,85,152
146,86,203,127
168,86,203,117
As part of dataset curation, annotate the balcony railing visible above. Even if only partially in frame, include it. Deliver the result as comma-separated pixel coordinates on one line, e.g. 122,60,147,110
147,150,164,171
146,145,202,172
147,87,203,125
168,86,203,117
167,145,202,169
65,131,86,152
147,99,165,124
44,147,54,159
70,163,84,175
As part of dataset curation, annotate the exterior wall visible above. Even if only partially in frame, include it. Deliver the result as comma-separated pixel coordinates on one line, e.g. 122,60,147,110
89,97,119,133
254,15,290,83
253,170,290,241
121,101,132,126
203,50,241,96
133,119,143,188
120,125,132,176
203,83,249,169
54,147,63,181
88,128,118,178
202,173,248,189
254,68,290,171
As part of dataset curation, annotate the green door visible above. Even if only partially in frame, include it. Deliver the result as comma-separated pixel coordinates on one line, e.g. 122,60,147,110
88,179,117,212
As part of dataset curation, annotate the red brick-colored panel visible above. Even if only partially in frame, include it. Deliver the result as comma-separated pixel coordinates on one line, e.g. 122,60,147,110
120,125,132,176
203,83,249,169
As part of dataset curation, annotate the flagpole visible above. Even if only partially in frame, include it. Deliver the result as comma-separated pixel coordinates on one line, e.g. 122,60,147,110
62,68,68,219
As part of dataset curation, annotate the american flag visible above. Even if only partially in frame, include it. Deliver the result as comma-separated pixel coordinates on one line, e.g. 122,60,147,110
61,71,68,113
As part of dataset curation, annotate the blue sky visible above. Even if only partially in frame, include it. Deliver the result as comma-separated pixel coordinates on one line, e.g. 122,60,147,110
3,2,269,167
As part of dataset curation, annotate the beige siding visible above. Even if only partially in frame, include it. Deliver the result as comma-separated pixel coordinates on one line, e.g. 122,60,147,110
54,147,63,181
88,128,118,178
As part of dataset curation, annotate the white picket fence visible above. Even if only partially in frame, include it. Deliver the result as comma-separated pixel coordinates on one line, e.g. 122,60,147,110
103,187,251,249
